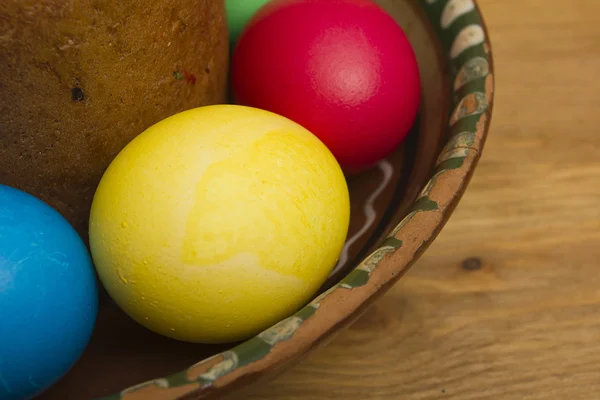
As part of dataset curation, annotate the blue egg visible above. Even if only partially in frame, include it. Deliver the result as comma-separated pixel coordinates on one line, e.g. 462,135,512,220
0,184,98,400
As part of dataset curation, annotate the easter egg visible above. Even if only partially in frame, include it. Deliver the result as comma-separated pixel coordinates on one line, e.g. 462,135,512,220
0,184,98,400
231,0,421,173
89,104,350,344
225,0,271,47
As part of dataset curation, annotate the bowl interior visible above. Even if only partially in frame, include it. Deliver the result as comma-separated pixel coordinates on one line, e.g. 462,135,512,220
40,1,451,398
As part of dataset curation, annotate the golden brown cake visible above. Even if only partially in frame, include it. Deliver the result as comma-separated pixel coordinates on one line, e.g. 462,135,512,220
0,0,228,240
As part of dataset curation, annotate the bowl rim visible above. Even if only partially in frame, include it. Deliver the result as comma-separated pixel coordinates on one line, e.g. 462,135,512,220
99,0,495,398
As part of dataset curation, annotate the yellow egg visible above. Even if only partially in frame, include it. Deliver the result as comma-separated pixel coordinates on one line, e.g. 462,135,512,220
89,105,350,344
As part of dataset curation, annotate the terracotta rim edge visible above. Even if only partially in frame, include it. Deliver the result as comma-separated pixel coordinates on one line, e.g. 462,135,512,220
99,0,495,398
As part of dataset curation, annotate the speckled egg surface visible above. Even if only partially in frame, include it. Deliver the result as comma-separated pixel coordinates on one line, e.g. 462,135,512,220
89,104,350,344
231,0,421,173
0,184,98,400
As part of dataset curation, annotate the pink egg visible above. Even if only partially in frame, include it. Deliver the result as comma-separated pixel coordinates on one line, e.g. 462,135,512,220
231,0,421,173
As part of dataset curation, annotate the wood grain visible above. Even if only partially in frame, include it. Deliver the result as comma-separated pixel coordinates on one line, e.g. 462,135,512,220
239,0,600,398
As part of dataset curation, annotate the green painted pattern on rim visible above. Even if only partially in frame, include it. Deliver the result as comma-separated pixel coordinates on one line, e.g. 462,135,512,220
98,1,493,398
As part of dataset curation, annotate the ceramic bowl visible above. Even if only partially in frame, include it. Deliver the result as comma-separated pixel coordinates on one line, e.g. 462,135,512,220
40,0,494,398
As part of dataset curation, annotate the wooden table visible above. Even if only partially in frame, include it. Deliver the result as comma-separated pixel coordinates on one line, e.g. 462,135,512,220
243,0,600,398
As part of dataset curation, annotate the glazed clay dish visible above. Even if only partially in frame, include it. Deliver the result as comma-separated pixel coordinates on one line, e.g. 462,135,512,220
4,0,494,398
